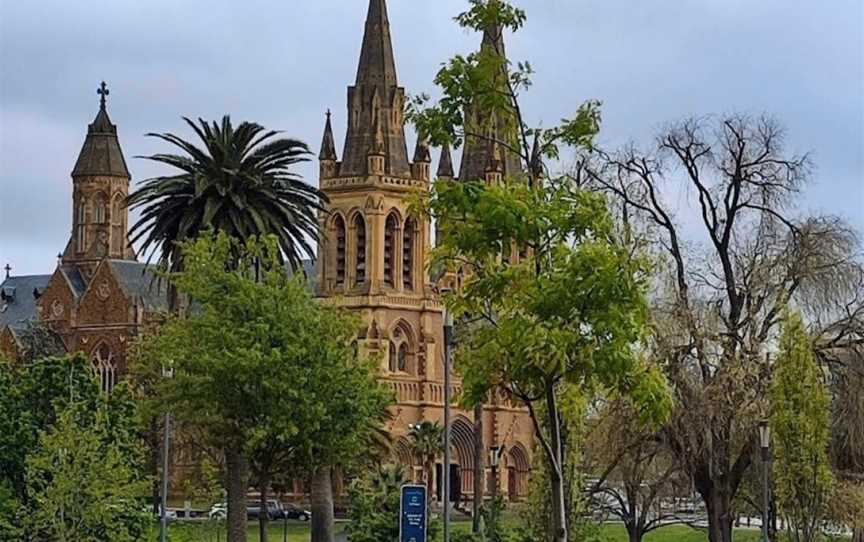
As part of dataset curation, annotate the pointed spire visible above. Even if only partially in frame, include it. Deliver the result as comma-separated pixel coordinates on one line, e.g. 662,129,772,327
319,109,338,161
340,0,411,178
458,24,523,183
355,0,398,88
72,82,130,179
437,142,454,179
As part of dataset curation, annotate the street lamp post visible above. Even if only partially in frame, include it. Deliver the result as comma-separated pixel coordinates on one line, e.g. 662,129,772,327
759,420,771,542
488,446,503,501
442,307,454,542
160,364,174,542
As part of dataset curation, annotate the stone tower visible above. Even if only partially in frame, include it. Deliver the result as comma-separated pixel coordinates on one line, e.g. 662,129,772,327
316,0,446,400
62,82,135,278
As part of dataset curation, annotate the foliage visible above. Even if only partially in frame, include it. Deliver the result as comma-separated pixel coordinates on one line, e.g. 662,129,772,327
346,464,406,542
0,478,20,540
10,320,66,362
584,111,864,542
128,115,326,273
24,404,150,541
519,386,600,542
131,233,391,541
771,312,835,542
408,420,443,496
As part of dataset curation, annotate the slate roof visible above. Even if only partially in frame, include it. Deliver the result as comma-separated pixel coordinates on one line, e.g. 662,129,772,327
71,106,130,178
107,260,169,313
0,275,52,331
59,265,87,297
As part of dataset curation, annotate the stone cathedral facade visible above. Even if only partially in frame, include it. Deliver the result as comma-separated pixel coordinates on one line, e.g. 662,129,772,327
0,0,533,503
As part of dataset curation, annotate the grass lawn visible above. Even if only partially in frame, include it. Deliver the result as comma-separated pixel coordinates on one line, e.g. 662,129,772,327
153,519,775,541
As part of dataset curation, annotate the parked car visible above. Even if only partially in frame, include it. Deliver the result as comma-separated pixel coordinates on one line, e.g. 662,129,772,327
210,500,307,521
282,503,311,522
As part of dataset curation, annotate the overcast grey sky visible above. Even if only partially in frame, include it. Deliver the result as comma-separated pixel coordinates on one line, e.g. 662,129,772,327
1,0,862,276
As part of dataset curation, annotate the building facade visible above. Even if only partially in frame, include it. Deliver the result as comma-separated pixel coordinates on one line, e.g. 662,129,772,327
0,0,534,504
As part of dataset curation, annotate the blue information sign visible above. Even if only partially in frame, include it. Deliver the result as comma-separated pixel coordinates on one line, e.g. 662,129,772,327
400,484,428,542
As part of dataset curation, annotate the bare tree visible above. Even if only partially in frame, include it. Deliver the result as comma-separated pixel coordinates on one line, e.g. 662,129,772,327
583,114,864,542
585,400,690,542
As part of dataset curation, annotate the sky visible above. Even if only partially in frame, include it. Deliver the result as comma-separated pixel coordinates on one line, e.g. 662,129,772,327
1,0,862,276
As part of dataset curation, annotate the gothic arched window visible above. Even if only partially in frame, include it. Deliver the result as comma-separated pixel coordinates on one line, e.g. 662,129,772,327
403,217,415,291
388,323,415,375
92,343,116,394
384,213,399,288
333,215,346,286
353,214,366,286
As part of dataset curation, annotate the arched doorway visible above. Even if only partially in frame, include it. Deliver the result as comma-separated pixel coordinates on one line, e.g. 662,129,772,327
507,443,530,501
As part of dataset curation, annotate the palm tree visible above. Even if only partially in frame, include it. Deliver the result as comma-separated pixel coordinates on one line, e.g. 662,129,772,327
127,116,325,542
128,116,326,281
409,421,444,501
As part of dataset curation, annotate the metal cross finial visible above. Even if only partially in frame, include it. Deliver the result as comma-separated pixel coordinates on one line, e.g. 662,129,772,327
326,108,331,120
3,264,10,279
97,81,109,109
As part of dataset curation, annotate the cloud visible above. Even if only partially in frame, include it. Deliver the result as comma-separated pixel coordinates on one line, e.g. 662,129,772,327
1,0,861,275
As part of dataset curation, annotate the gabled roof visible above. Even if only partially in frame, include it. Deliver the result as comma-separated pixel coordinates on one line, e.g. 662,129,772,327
106,260,169,313
71,104,130,179
0,275,51,331
59,265,87,298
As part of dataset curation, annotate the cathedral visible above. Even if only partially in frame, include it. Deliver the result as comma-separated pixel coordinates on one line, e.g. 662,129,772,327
0,0,533,503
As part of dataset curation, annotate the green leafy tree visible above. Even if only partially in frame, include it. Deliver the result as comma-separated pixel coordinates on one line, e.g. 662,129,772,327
127,115,326,279
131,233,391,542
410,4,671,541
408,421,443,500
771,312,834,542
25,404,150,542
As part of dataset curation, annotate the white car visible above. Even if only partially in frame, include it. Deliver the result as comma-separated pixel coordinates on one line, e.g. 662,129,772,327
209,502,227,520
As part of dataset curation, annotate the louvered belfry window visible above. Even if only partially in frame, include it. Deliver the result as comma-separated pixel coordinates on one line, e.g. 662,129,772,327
384,213,398,287
334,215,346,286
354,214,366,285
403,218,414,290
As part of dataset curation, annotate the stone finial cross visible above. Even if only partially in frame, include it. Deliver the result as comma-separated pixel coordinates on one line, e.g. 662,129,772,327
97,81,109,109
3,264,10,279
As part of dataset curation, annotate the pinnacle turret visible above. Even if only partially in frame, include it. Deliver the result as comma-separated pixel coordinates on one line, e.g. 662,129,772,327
319,109,338,161
72,82,130,179
437,142,455,179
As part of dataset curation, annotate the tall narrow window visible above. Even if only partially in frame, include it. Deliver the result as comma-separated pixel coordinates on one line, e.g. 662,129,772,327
398,343,408,372
384,213,398,287
354,214,366,285
77,226,87,253
334,215,346,286
94,195,106,224
111,195,124,255
402,218,415,290
92,343,116,394
389,341,398,372
77,198,87,224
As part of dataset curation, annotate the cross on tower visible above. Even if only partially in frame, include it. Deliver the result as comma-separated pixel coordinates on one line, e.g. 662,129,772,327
3,264,10,279
97,81,109,109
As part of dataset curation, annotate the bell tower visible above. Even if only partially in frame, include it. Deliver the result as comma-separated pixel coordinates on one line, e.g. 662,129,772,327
315,0,444,385
62,82,135,277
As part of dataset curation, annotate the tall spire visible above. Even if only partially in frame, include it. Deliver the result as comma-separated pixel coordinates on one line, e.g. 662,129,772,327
319,109,337,161
72,82,130,179
458,24,523,183
355,0,398,88
340,0,410,177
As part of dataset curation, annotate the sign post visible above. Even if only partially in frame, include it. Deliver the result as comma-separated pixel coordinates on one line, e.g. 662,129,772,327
400,484,428,542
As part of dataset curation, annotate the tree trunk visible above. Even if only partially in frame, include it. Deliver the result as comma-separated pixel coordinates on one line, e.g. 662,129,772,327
626,525,643,542
426,459,435,502
852,528,863,542
472,402,485,533
704,487,733,542
225,444,249,542
258,473,270,542
545,382,568,542
311,467,335,542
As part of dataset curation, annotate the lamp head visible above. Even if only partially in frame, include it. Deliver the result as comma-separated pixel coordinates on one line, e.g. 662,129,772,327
758,420,770,449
